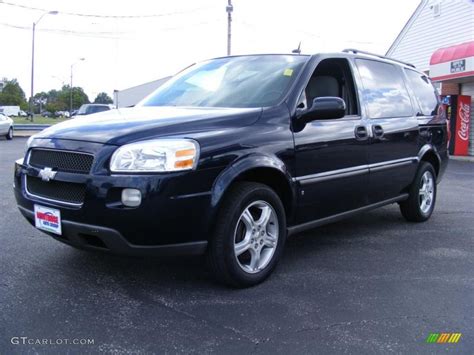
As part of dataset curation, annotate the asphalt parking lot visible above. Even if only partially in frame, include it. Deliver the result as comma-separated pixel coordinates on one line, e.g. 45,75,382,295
1,137,473,354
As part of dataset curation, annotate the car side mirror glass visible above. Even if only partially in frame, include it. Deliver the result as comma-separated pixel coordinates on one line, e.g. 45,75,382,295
299,97,346,123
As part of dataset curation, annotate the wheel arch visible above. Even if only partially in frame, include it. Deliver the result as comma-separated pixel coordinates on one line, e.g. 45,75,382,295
210,155,296,222
418,144,441,177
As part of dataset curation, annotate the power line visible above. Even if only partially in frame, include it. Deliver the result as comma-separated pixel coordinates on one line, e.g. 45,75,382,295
0,19,223,39
0,1,216,19
0,22,123,39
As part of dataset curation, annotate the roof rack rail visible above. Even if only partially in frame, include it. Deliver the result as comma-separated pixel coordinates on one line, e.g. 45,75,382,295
342,48,416,68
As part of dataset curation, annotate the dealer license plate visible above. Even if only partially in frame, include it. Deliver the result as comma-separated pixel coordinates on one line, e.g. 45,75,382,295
34,204,62,235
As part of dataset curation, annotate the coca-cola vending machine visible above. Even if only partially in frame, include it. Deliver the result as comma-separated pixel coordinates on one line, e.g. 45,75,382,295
445,95,471,156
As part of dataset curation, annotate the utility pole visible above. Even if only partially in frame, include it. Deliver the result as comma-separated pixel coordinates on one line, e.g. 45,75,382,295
30,10,58,121
226,0,233,56
70,58,85,115
70,64,73,116
30,21,36,121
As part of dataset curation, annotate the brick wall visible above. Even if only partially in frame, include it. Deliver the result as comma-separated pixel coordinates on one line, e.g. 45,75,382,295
440,82,460,95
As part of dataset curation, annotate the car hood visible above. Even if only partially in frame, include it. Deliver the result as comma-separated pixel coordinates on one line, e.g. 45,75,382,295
34,106,262,145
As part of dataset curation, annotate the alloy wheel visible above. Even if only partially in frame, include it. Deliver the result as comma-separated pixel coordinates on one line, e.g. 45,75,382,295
233,200,279,274
419,171,434,214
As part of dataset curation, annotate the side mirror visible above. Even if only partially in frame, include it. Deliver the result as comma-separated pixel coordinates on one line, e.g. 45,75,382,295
299,97,346,123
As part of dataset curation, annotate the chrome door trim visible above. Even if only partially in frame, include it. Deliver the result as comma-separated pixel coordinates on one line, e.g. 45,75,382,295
293,157,419,184
293,164,369,185
368,157,418,172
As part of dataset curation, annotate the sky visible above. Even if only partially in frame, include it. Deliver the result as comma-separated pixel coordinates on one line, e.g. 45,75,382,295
0,0,420,101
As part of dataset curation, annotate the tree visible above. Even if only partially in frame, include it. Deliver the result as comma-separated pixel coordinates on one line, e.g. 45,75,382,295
46,89,61,108
58,85,90,112
70,87,90,110
30,86,89,115
44,102,60,114
0,78,28,108
33,92,49,113
94,92,113,104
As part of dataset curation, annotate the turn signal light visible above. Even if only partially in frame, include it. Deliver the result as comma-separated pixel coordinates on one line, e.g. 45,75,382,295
174,148,196,169
175,148,196,157
174,159,194,169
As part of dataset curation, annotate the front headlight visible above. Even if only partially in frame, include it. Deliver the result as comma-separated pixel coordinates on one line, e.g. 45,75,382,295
110,139,200,172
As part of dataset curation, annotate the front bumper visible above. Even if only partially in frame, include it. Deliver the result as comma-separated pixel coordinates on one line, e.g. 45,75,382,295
14,139,221,256
17,206,207,256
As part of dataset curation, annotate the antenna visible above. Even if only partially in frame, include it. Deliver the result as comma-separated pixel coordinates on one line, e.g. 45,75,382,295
292,42,301,54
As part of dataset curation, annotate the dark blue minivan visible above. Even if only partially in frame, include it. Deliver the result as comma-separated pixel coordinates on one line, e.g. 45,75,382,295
14,50,448,287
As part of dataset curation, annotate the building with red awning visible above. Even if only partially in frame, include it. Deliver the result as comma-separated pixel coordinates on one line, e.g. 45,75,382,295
386,0,474,156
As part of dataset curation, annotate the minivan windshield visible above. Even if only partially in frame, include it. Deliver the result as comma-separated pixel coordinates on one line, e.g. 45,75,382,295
141,55,309,108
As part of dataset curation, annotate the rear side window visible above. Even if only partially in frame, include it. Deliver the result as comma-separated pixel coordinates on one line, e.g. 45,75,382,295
404,69,438,116
356,59,413,118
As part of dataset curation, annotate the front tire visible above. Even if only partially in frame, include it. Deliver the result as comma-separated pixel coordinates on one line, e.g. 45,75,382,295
207,182,287,288
399,162,437,222
6,127,13,140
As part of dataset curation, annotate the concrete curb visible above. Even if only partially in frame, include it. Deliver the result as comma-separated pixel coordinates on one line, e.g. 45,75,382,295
14,124,50,130
450,155,474,162
13,131,38,138
13,124,49,137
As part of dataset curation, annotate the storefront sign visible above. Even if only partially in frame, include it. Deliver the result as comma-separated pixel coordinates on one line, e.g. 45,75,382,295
450,59,466,73
454,95,471,156
430,41,474,81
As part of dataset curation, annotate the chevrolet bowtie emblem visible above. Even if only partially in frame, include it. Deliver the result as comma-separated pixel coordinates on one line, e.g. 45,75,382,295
38,167,57,182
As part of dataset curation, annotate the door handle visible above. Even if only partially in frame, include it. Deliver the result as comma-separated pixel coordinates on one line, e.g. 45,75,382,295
372,125,384,138
354,125,368,140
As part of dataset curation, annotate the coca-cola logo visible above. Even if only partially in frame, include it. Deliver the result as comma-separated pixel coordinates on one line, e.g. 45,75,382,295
458,102,470,141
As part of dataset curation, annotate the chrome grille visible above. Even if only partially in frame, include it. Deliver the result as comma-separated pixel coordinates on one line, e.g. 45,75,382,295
26,176,86,205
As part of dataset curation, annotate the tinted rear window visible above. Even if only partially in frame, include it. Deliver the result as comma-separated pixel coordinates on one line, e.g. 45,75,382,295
356,59,413,118
404,69,438,116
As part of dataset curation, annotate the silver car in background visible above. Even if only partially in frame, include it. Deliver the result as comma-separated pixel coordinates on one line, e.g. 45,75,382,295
0,113,13,140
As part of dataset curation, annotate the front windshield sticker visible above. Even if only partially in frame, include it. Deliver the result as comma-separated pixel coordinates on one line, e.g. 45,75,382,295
283,68,294,76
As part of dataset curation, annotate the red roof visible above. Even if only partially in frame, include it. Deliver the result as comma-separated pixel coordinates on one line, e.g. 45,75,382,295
430,40,474,65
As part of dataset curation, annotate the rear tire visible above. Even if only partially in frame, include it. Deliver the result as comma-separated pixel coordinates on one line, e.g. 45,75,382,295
207,182,287,288
6,127,13,140
399,162,437,222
